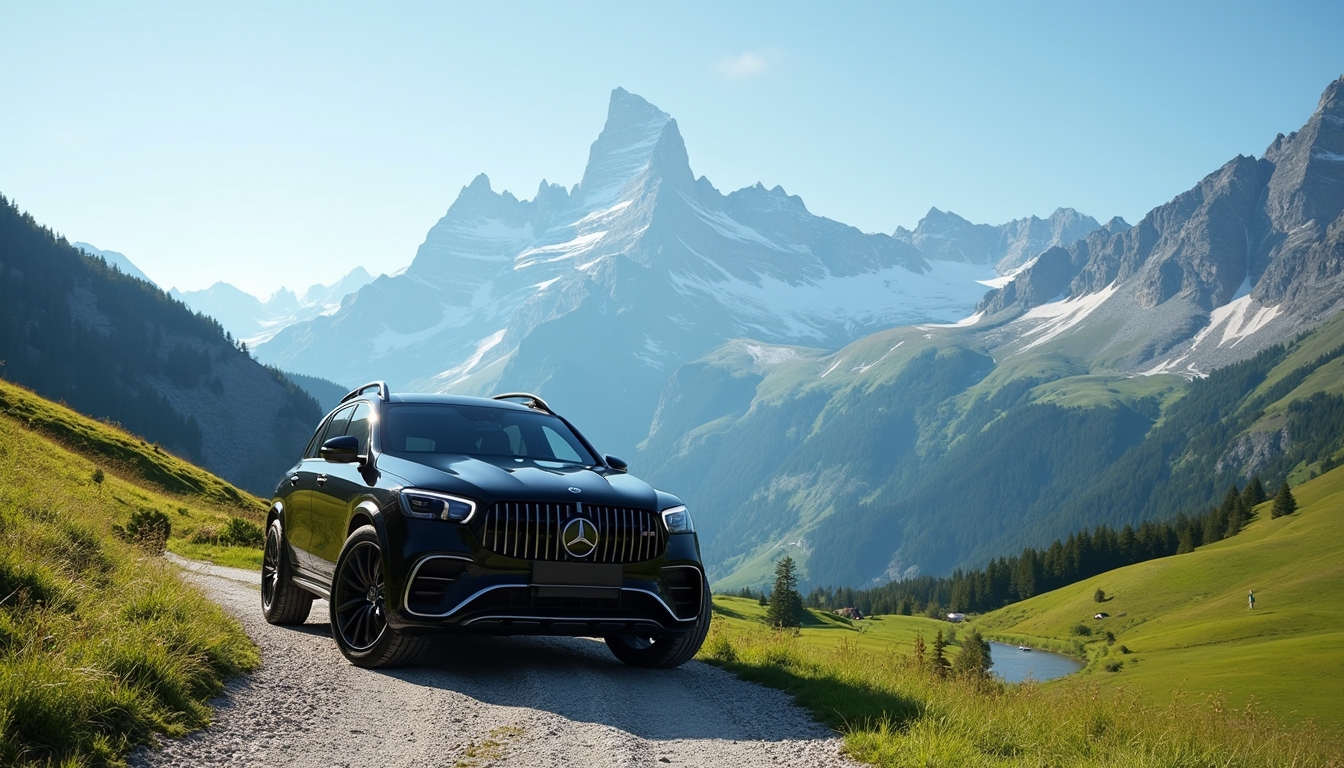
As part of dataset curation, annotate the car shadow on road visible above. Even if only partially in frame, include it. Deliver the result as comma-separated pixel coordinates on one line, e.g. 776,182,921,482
371,634,850,743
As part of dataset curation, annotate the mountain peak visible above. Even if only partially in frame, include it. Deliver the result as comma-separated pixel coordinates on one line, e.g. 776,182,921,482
1316,75,1343,119
575,88,686,208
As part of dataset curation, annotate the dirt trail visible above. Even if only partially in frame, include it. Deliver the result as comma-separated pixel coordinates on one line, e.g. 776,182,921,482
131,557,858,768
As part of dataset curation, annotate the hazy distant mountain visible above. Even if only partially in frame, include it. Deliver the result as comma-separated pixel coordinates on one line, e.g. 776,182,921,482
892,207,1102,277
1,198,324,494
639,76,1344,589
258,88,1012,455
171,266,375,347
73,242,156,286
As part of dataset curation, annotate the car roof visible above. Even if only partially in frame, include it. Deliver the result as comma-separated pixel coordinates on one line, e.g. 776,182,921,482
384,393,533,410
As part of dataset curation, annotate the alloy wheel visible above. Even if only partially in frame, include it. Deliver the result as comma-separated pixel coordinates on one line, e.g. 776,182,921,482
334,541,387,651
262,527,281,608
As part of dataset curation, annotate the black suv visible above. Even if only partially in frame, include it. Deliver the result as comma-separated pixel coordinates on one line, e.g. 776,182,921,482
262,383,710,669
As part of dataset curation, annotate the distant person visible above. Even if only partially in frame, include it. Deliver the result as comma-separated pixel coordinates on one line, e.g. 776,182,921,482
1248,589,1256,610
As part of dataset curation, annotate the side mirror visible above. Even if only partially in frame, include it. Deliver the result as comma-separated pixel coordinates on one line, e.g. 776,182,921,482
605,454,628,473
321,435,361,463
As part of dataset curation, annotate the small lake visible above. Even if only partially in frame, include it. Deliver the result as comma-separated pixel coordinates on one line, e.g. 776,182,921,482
987,641,1083,682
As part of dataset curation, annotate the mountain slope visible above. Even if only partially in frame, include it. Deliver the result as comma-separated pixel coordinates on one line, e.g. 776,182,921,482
974,76,1344,376
639,79,1344,589
0,195,322,494
256,88,1005,456
976,464,1344,728
0,377,261,766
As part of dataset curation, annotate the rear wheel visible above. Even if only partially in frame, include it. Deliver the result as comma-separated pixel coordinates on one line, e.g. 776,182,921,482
330,525,425,668
605,581,711,669
262,518,314,625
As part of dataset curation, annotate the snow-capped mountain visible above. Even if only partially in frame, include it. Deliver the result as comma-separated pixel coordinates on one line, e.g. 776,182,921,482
974,76,1344,376
893,207,1102,276
257,88,1010,454
171,266,376,347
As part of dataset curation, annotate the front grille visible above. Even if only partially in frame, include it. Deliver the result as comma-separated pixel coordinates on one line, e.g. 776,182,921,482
481,501,667,563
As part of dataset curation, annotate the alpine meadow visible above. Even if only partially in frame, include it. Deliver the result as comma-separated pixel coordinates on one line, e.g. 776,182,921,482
2,7,1342,767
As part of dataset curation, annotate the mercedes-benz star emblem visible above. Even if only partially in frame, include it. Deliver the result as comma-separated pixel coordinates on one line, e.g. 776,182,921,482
567,486,582,494
561,517,599,559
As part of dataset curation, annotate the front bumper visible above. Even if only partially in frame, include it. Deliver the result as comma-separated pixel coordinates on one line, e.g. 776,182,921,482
382,515,705,637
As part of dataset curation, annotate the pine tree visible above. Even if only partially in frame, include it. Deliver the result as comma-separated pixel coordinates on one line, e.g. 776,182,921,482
766,555,803,628
911,631,927,671
1242,475,1267,509
930,629,950,677
1271,481,1298,518
951,628,992,679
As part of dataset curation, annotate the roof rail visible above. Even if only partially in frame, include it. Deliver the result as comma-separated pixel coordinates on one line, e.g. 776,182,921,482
341,381,390,404
491,392,554,414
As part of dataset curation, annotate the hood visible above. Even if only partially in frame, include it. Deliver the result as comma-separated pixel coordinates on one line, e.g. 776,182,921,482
375,453,661,510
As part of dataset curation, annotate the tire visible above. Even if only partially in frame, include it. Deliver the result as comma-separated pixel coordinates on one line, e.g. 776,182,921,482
262,517,314,625
605,580,712,669
330,525,425,668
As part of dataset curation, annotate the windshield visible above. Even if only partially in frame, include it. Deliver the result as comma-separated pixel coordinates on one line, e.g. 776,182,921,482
381,404,598,466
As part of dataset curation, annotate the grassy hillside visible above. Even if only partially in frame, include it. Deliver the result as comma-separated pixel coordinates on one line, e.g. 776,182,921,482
702,594,1341,767
974,465,1344,728
0,381,264,766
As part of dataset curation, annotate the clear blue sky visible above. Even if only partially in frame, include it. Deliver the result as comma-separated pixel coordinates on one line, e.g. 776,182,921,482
2,1,1340,297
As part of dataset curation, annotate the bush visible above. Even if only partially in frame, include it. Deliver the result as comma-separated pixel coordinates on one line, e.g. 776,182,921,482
1105,631,1116,645
112,508,171,553
190,517,263,547
1118,645,1131,654
1094,587,1106,602
1104,660,1124,672
1069,623,1093,637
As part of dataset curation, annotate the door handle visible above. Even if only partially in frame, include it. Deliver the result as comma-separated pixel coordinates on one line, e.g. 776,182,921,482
290,475,299,486
316,475,327,486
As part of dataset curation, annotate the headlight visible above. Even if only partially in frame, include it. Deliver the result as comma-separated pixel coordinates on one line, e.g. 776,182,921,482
399,489,477,523
661,505,693,534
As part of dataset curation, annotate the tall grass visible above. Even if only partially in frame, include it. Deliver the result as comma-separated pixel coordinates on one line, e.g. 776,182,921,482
699,620,1342,768
0,414,259,766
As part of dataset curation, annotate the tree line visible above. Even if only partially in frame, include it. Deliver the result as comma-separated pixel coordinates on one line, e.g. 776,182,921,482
803,476,1296,616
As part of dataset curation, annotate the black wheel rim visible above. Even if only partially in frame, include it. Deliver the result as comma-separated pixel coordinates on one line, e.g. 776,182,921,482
262,527,280,609
334,541,387,651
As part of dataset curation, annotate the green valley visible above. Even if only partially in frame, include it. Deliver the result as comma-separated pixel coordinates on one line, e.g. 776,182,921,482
974,463,1344,728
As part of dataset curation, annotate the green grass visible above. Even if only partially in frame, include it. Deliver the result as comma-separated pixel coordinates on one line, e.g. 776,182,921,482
703,595,1342,766
0,383,263,766
973,464,1344,730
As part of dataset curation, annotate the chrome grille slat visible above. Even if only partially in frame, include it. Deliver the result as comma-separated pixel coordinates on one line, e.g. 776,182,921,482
479,501,663,563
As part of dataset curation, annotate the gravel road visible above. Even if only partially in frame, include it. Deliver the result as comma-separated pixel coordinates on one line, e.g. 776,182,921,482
131,557,858,768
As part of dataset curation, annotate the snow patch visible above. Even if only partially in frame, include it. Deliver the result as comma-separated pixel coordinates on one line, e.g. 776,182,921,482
743,343,798,366
670,256,995,342
1014,283,1119,351
921,311,984,329
1312,150,1344,162
977,256,1039,289
432,329,507,385
1189,295,1283,351
514,231,607,270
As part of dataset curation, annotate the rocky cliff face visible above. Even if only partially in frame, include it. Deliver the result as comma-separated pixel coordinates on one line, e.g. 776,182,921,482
975,77,1344,376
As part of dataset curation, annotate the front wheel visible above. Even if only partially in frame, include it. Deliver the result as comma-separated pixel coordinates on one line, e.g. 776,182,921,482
605,581,711,669
330,525,425,668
